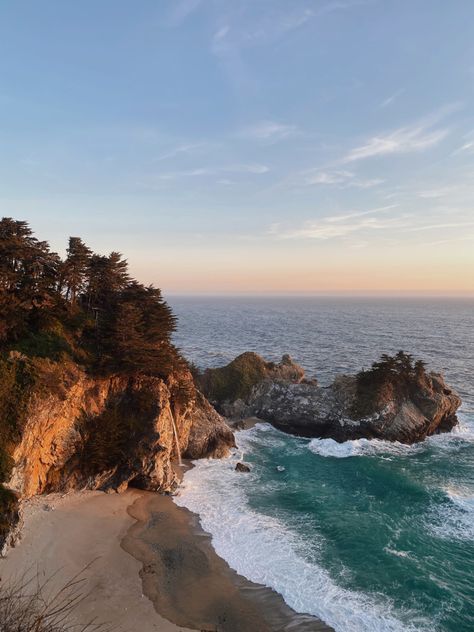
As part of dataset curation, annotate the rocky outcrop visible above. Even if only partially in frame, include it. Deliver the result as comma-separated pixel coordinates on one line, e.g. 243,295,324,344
202,353,461,444
199,352,306,418
6,360,234,499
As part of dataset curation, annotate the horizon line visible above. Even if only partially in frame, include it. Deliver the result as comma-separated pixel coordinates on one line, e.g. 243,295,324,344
165,291,474,299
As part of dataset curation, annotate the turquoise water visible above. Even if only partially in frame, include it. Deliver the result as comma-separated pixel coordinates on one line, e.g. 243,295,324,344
171,297,474,632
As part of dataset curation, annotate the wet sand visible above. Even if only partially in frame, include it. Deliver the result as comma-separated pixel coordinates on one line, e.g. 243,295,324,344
0,488,332,632
123,492,332,632
0,490,192,632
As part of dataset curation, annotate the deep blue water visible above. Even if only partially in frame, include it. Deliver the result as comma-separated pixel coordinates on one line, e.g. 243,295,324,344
170,297,474,632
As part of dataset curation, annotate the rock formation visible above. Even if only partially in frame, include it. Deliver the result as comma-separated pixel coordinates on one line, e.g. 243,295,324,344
200,352,461,444
235,462,251,472
6,356,235,501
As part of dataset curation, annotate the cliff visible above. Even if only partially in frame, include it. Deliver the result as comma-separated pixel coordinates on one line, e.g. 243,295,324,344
0,218,239,551
9,357,234,498
200,352,461,443
0,354,235,548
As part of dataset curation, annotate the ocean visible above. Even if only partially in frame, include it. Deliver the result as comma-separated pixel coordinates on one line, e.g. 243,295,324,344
169,297,474,632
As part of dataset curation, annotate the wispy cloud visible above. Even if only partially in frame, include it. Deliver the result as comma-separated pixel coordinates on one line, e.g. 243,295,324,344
155,163,269,180
342,123,449,163
417,186,454,199
213,25,230,42
155,142,205,161
408,221,474,232
326,205,398,222
456,141,474,153
452,131,474,155
271,206,406,240
165,0,202,26
239,120,298,142
210,1,371,91
341,105,462,163
244,0,372,43
303,169,384,188
379,88,405,108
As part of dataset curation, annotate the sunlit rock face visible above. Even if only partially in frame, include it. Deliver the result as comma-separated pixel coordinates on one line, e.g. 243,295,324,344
8,362,234,498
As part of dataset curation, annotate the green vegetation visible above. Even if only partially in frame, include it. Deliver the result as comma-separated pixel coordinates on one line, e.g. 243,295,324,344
0,217,178,376
0,217,183,543
351,351,427,418
78,388,158,476
198,352,271,403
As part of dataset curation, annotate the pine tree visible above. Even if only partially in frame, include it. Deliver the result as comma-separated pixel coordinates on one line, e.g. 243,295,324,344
63,237,92,305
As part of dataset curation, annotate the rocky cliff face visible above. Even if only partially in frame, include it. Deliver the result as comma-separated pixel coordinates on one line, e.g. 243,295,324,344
202,353,461,444
7,359,234,500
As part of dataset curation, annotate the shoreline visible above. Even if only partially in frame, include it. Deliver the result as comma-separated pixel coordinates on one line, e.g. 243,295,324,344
0,490,192,632
123,491,332,632
0,486,332,632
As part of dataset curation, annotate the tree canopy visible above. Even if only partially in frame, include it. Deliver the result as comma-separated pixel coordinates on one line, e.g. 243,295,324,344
0,217,178,377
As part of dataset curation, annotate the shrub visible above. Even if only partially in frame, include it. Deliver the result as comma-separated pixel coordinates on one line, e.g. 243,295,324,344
199,352,268,403
11,331,73,361
0,567,111,631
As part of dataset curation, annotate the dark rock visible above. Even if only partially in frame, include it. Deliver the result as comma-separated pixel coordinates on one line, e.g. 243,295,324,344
198,352,305,419
205,353,461,445
235,462,251,472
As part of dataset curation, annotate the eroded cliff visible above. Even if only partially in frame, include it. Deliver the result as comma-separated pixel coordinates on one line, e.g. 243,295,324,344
7,357,234,499
0,353,234,547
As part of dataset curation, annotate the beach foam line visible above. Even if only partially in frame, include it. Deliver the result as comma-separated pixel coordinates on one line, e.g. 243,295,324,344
307,437,423,458
307,413,474,459
174,431,431,632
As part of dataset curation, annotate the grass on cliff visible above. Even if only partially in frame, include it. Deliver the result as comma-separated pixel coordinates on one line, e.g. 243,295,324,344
198,352,271,404
0,568,112,632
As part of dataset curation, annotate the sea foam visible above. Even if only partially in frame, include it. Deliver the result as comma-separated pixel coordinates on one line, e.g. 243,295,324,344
307,412,474,459
174,427,431,632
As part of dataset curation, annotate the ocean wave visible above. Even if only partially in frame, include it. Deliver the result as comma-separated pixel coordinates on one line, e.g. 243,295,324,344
427,486,474,541
174,451,431,632
383,547,412,559
306,413,474,459
425,413,474,449
307,437,423,458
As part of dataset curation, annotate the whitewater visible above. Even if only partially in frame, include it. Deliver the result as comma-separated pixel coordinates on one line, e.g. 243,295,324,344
171,297,474,632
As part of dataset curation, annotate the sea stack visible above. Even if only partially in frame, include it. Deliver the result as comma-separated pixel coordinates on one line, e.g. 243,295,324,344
198,351,462,444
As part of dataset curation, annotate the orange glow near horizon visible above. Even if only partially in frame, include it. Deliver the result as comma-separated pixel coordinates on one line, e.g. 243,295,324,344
129,237,474,296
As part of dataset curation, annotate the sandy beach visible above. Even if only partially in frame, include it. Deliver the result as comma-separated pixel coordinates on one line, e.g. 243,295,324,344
0,490,192,632
0,488,331,632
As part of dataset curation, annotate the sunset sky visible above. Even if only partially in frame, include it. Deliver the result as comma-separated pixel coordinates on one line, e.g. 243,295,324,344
1,1,473,295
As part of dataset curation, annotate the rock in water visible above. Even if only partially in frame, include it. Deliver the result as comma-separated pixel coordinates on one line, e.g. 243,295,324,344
235,462,251,472
200,352,461,444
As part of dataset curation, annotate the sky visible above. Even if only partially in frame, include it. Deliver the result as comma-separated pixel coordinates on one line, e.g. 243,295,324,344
0,0,473,295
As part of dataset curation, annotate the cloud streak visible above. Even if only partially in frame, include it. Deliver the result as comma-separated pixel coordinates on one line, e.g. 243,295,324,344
379,88,405,108
272,206,406,240
239,120,298,142
342,123,449,163
155,163,270,180
303,169,384,188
